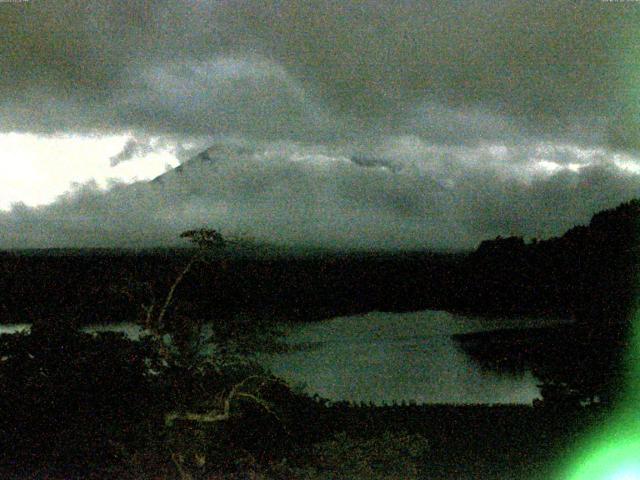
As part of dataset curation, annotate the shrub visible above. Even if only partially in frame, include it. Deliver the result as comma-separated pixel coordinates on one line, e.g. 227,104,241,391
0,323,157,475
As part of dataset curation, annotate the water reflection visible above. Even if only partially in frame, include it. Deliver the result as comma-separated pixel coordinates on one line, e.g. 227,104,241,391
259,310,549,405
0,310,566,405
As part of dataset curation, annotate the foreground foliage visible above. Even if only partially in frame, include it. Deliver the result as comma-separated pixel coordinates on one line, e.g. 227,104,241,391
0,322,613,479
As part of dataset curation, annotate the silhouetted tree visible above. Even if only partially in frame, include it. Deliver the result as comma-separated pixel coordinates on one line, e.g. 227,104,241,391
137,229,293,478
458,199,640,406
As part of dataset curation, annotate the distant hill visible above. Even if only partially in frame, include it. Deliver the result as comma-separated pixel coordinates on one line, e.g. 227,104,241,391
451,198,640,319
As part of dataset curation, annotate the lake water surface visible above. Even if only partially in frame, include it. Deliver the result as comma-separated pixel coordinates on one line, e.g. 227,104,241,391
258,310,567,405
0,310,568,405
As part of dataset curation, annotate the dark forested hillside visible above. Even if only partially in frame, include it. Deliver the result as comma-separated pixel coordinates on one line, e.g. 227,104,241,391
454,199,640,405
1,200,638,331
454,199,640,321
0,248,462,327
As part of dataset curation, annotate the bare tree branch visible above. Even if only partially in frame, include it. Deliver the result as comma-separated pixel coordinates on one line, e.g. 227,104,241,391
163,375,281,427
155,252,201,330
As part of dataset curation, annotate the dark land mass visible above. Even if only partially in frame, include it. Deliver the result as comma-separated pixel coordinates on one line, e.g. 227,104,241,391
1,200,638,328
0,320,609,479
0,200,639,477
1,199,638,404
0,247,465,327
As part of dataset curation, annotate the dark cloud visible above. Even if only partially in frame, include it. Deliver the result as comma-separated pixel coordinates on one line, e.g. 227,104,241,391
455,163,640,242
2,1,640,250
349,155,401,173
109,138,155,166
2,143,639,250
0,0,637,148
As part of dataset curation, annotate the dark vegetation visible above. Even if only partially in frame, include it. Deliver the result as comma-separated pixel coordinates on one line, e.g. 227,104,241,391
0,321,610,480
0,247,462,327
0,200,638,477
1,201,637,327
455,199,640,407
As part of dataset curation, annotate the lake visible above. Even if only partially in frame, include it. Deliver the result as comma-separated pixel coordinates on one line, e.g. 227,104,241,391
0,310,568,405
258,310,569,405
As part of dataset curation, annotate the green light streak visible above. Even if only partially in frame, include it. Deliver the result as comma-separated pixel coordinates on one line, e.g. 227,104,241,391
562,424,640,480
558,308,640,480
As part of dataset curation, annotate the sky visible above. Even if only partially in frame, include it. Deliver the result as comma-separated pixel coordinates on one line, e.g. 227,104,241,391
1,0,640,250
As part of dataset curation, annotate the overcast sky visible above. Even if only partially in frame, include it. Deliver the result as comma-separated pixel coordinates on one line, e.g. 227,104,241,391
1,0,639,250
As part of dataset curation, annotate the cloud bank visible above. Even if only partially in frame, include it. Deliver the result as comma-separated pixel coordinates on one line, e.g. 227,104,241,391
1,0,638,149
2,1,640,249
2,141,639,250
